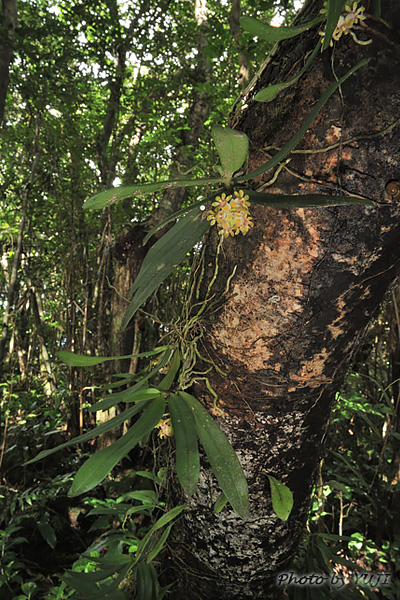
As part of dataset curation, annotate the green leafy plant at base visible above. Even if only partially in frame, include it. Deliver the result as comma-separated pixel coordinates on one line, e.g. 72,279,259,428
32,471,184,600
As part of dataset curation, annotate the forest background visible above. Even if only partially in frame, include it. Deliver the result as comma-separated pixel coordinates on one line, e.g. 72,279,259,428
1,0,400,599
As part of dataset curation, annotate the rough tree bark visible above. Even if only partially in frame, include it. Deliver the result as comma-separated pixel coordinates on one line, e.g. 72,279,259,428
167,1,400,598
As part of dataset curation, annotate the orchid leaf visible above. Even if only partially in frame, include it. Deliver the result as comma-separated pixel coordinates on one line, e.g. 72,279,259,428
24,399,153,465
322,0,347,51
254,42,320,103
237,59,368,183
168,393,200,497
68,395,165,496
179,391,249,519
211,126,248,179
83,177,223,211
122,206,210,329
267,475,293,521
240,15,323,42
57,346,167,367
243,189,372,208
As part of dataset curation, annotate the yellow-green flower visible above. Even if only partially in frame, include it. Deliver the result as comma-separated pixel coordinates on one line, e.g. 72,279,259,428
155,417,173,438
231,190,250,211
207,190,253,238
319,1,368,47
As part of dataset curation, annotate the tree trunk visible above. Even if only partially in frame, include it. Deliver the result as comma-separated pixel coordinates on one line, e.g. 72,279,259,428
167,1,400,598
0,0,17,126
110,0,213,365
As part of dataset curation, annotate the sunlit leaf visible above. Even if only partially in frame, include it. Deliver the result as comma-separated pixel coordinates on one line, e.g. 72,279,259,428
267,475,293,521
68,395,165,497
122,207,210,329
57,346,167,367
211,126,248,178
90,348,172,411
240,15,323,42
237,59,368,183
168,393,200,496
179,391,249,519
83,177,223,211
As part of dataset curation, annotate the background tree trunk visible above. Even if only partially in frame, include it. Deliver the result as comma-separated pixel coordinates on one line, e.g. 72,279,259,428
0,0,17,126
167,1,400,598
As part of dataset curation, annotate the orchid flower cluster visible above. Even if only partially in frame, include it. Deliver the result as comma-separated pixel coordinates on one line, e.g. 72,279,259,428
207,190,254,238
155,417,173,439
319,1,370,47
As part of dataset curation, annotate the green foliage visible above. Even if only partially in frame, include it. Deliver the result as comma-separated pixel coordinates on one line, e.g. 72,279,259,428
267,475,293,521
59,478,181,600
179,391,249,519
57,347,167,367
121,207,211,329
211,125,249,180
1,0,393,597
292,308,400,599
253,42,320,102
167,393,200,497
240,14,324,42
322,0,348,50
68,397,166,497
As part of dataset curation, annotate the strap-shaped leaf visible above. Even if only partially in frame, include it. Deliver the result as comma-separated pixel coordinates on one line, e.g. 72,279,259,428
136,562,156,600
145,524,173,564
151,504,186,531
168,393,200,496
65,565,123,583
122,207,210,329
214,492,228,514
254,42,320,103
211,126,248,178
240,15,323,42
83,177,223,211
63,572,100,595
179,391,249,519
57,346,167,367
322,0,347,51
25,399,153,465
91,348,172,412
267,475,293,521
68,395,165,497
237,59,368,184
89,387,161,413
243,189,373,207
158,350,180,391
135,505,186,565
142,195,221,245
